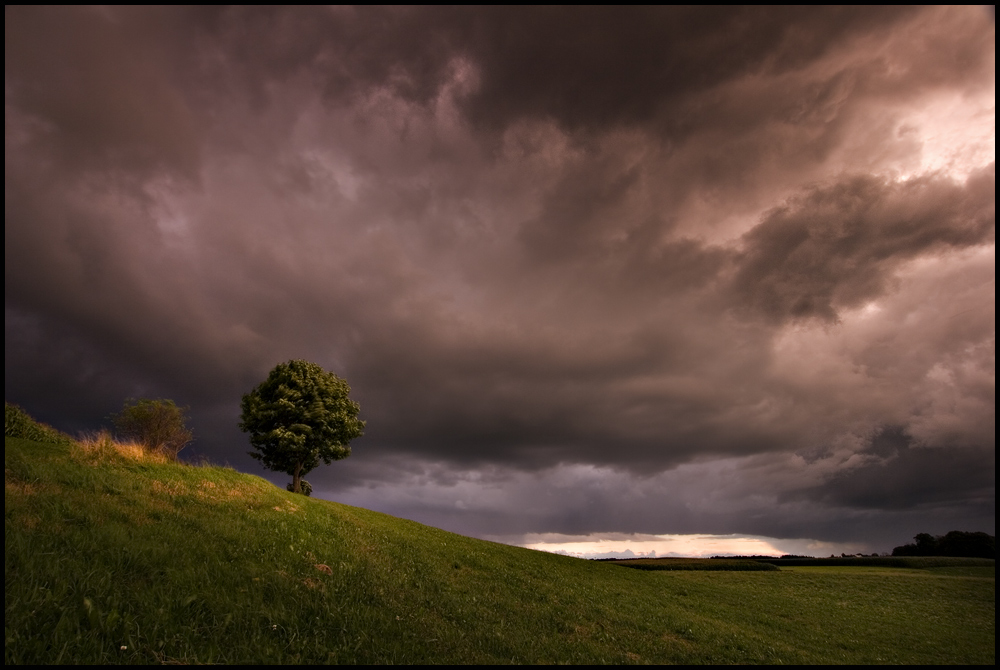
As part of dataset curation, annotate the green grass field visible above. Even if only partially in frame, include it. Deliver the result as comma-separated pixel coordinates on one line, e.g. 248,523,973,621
5,435,995,664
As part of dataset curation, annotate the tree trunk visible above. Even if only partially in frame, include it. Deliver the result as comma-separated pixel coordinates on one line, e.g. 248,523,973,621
292,461,303,493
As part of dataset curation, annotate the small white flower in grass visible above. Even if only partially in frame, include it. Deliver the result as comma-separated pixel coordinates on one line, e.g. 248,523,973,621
120,646,127,651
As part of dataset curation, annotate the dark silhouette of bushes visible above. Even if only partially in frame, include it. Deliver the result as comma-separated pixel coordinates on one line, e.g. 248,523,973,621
287,479,313,496
755,556,993,568
892,531,995,559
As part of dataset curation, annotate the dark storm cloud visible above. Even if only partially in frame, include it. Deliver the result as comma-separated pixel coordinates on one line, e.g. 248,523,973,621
455,7,921,132
324,448,994,551
5,7,994,546
5,6,204,179
132,7,925,132
732,166,995,323
4,307,148,433
4,5,946,178
780,425,995,513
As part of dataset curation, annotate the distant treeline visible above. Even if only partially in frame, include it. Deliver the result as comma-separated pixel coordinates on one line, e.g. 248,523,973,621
752,556,994,569
602,555,994,570
892,531,995,559
605,558,778,571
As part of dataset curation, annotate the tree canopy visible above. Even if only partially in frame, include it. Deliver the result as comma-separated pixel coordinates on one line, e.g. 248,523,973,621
891,531,995,559
239,360,364,494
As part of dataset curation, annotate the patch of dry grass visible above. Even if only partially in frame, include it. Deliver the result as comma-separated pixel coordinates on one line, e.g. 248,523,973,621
151,479,188,496
74,430,170,465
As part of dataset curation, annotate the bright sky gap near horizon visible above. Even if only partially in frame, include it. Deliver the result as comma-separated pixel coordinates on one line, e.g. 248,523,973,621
5,7,994,557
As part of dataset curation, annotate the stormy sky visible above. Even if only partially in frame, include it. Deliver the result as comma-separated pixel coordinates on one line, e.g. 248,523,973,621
6,7,994,555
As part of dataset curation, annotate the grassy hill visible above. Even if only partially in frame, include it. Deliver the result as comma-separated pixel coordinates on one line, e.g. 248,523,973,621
5,433,995,664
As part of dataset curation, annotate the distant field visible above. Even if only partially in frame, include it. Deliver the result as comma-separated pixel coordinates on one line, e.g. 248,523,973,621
5,436,995,664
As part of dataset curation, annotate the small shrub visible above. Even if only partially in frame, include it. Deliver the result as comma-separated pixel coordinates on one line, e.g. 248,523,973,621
287,479,313,496
111,398,193,461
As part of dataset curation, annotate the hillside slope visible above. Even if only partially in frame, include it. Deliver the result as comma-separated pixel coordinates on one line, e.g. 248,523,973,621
5,436,994,664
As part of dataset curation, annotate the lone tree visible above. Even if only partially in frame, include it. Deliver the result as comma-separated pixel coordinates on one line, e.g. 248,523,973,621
112,398,193,460
239,360,364,494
